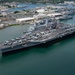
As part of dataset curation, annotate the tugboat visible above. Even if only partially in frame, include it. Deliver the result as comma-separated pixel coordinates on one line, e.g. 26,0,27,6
0,18,75,55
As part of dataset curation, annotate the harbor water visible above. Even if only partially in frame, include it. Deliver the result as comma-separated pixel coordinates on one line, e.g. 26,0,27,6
0,4,75,75
8,4,48,12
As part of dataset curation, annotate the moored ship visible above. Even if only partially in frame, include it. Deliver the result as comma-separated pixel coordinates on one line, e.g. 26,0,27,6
0,18,75,55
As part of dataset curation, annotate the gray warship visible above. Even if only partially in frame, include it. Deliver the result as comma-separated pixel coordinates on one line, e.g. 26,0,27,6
0,18,75,54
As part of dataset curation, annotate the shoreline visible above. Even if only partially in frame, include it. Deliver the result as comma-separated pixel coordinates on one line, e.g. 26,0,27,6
0,23,33,30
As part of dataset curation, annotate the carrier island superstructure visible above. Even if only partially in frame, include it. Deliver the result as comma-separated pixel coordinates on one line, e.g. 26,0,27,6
0,18,75,54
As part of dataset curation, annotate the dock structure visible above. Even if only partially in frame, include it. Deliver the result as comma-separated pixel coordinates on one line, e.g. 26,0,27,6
16,17,35,24
0,2,75,29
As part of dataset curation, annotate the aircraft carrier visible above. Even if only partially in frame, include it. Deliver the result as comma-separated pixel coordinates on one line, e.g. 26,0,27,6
0,18,75,55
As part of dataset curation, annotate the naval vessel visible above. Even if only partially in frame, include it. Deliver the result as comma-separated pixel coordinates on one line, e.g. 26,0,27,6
0,18,75,54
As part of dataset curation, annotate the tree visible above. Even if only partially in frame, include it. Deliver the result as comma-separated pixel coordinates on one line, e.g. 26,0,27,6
14,11,20,14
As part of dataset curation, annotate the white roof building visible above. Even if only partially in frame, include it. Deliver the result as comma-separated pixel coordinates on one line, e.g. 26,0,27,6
36,9,45,14
47,13,62,17
0,24,4,28
16,17,34,23
64,1,75,5
1,12,7,16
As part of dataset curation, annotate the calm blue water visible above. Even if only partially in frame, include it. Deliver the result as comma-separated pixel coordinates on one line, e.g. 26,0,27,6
0,24,30,42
